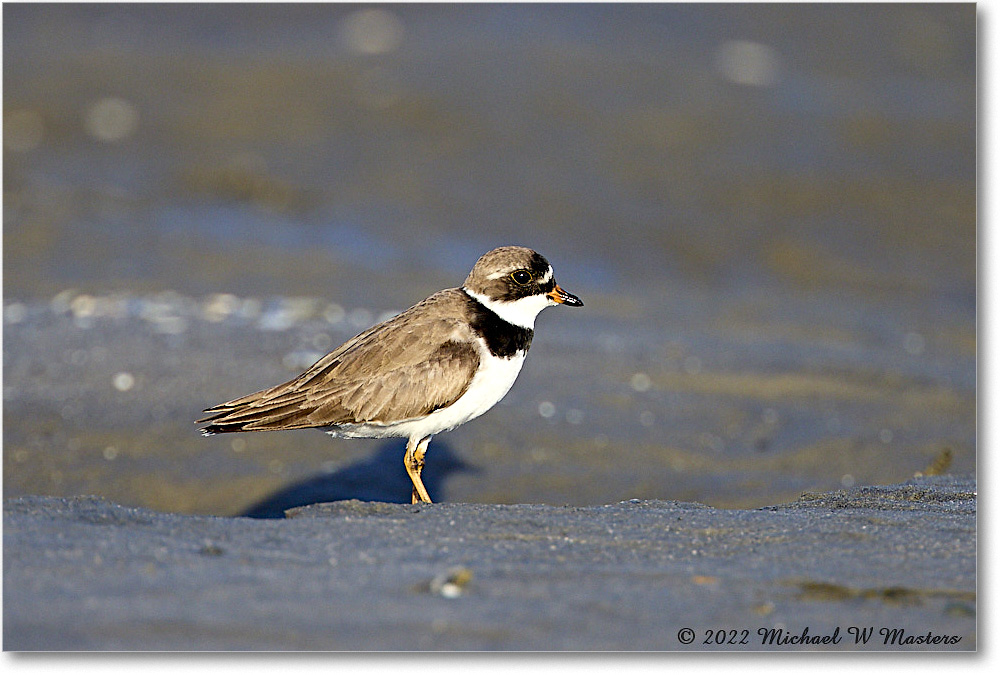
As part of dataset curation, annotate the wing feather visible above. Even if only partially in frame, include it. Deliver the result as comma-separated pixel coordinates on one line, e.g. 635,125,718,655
198,289,480,434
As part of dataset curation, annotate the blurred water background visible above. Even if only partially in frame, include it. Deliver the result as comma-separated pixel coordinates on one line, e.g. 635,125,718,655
3,4,975,514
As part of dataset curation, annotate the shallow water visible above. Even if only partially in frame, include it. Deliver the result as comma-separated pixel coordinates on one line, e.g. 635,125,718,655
3,4,975,514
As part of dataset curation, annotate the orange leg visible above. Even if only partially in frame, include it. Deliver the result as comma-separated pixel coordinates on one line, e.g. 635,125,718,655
404,436,433,504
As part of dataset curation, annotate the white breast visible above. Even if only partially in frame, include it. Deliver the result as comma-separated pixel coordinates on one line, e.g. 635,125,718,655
327,340,526,441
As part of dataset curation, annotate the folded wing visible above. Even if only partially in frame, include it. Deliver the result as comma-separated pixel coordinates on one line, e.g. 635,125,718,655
198,290,480,434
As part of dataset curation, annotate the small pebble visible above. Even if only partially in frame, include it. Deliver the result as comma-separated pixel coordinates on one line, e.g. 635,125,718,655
112,372,135,391
428,567,473,598
630,372,652,392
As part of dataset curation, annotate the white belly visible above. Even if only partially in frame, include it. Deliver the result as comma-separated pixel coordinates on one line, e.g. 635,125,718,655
327,348,527,441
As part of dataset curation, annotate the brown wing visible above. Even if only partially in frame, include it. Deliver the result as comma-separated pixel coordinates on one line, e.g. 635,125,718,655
198,289,480,433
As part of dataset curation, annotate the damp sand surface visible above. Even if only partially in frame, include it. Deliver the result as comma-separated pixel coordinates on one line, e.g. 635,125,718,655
3,5,975,515
1,292,974,515
2,4,976,651
3,475,975,650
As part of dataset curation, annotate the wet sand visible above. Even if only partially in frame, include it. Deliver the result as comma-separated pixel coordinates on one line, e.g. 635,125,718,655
3,475,975,650
2,4,976,652
4,4,975,514
3,5,975,516
1,292,974,515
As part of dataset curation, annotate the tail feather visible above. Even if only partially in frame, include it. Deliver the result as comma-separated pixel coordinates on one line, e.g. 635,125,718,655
198,385,314,434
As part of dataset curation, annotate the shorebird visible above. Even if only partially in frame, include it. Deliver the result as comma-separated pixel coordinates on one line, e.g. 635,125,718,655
198,246,582,503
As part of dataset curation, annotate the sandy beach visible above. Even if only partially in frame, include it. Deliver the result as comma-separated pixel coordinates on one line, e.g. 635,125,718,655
3,4,976,652
3,475,976,650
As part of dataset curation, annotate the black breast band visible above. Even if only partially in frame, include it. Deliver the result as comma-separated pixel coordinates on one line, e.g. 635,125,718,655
462,291,534,358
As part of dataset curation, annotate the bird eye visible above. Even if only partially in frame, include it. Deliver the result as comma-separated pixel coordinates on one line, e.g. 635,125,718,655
510,270,533,285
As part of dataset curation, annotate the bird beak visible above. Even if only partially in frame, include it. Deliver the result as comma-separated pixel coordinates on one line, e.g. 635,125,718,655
548,284,583,307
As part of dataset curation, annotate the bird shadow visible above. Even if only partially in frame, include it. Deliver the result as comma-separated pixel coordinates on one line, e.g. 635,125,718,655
239,439,476,518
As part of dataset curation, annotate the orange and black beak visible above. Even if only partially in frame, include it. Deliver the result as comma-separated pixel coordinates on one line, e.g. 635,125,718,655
547,283,583,307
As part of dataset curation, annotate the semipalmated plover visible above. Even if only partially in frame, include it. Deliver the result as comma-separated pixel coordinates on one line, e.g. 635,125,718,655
199,246,582,503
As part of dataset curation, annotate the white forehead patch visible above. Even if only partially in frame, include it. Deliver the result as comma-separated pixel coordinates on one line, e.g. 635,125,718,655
486,265,553,283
